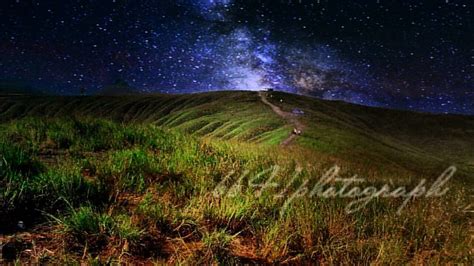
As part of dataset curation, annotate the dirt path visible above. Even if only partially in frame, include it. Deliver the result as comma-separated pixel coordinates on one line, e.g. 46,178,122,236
258,91,305,146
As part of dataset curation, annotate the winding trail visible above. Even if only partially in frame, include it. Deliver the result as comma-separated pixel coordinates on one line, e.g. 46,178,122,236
258,91,306,146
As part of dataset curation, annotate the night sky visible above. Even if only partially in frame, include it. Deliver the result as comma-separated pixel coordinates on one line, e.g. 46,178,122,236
1,0,472,114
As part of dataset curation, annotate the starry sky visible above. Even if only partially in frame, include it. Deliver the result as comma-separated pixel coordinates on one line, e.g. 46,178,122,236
0,0,472,114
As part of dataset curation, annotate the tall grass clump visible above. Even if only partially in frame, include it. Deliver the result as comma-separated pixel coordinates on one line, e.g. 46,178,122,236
31,162,105,211
0,141,46,231
59,206,114,236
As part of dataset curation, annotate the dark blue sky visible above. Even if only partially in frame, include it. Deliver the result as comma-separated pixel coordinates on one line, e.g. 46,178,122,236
0,0,472,114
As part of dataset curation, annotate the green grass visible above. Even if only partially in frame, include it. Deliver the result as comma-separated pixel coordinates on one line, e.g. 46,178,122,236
0,91,472,264
0,91,288,144
59,206,114,236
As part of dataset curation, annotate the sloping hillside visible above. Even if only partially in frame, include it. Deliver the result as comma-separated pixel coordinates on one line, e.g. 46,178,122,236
0,91,473,264
0,92,289,145
265,91,474,181
1,91,472,181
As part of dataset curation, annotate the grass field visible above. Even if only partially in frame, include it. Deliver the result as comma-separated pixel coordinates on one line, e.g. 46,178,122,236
0,91,473,264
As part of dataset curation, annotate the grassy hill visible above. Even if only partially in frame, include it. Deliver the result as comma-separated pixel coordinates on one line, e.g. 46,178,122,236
1,91,472,180
0,92,289,144
0,91,473,264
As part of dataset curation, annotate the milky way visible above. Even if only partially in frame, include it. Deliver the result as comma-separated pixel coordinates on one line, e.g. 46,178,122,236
0,0,472,114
